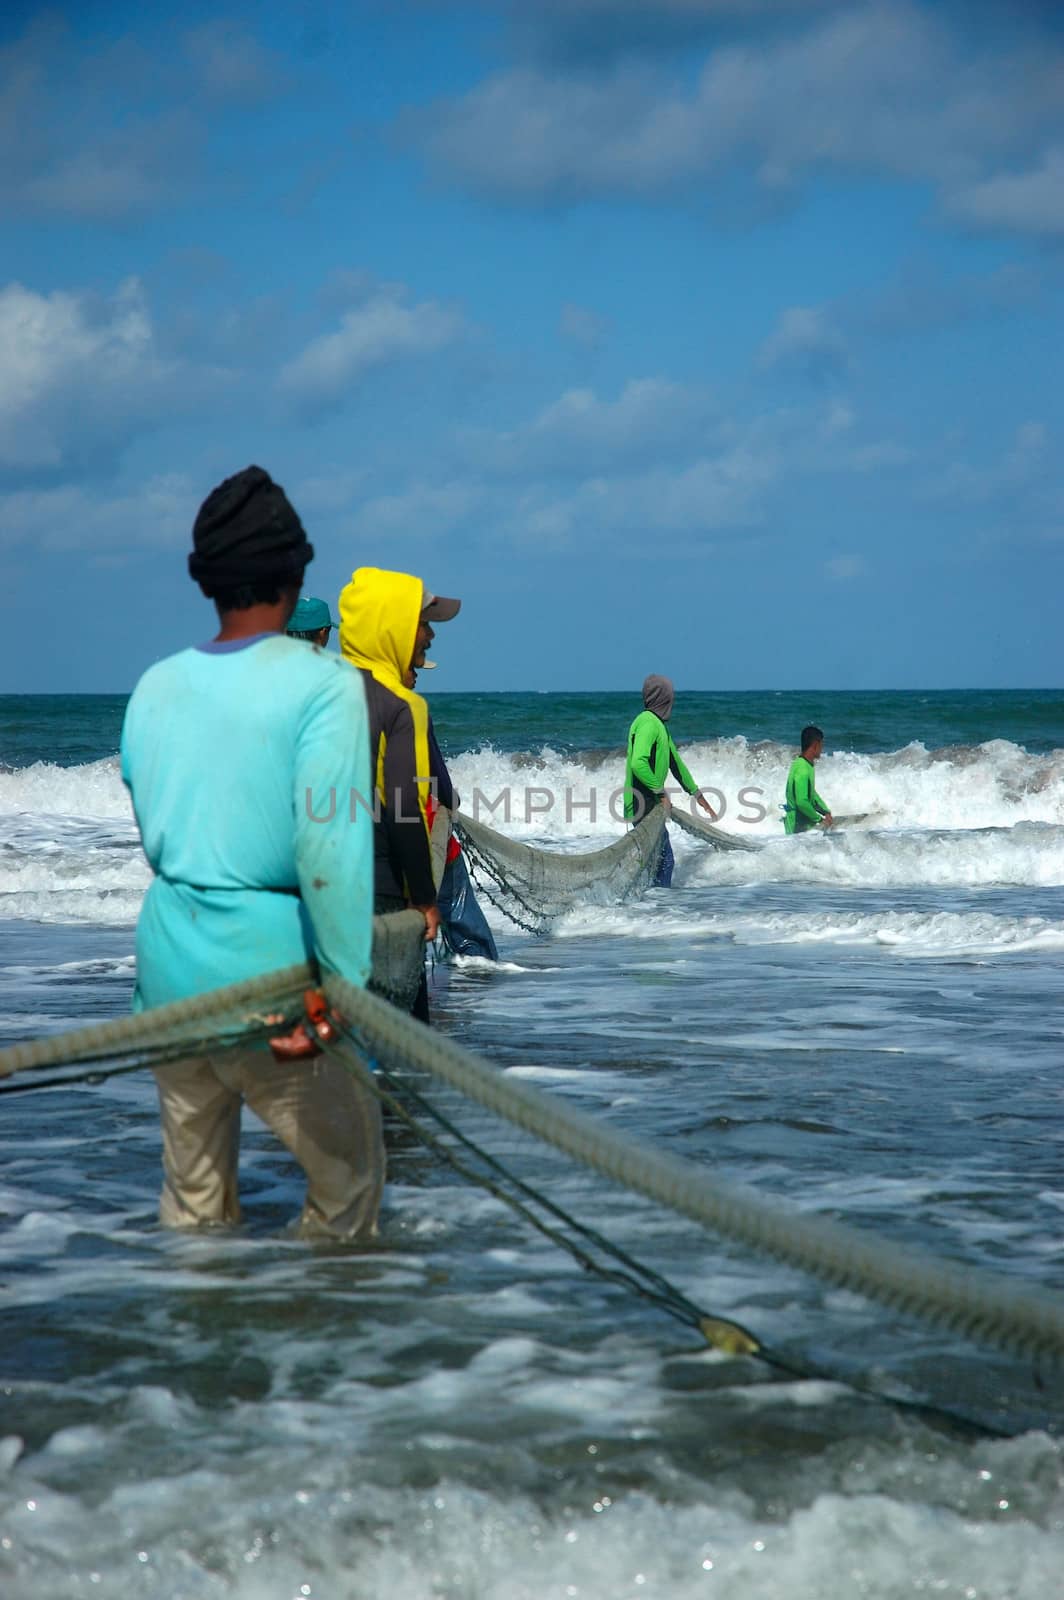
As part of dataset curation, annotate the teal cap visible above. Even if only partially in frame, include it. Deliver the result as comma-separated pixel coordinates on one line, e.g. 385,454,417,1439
287,596,335,634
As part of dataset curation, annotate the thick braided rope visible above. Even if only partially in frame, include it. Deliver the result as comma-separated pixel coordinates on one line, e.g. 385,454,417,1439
0,909,427,1078
0,963,313,1079
0,909,433,1081
0,807,454,1078
324,969,1064,1363
4,799,1063,1359
4,952,1062,1358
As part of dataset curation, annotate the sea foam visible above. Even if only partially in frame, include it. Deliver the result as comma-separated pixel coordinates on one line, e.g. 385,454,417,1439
2,738,1063,927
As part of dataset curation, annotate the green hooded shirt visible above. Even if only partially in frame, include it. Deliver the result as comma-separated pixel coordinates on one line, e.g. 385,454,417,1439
623,710,699,821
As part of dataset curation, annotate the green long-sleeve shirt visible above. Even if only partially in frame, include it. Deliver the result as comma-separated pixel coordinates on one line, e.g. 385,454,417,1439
784,755,829,834
623,710,699,821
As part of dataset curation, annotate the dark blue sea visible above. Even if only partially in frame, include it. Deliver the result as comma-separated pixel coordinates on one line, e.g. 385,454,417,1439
2,688,1063,1597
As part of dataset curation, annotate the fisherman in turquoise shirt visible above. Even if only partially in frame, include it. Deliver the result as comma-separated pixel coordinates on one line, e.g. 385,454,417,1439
121,466,383,1239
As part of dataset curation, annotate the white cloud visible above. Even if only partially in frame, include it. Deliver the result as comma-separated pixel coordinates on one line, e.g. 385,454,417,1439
0,474,195,554
0,15,289,222
409,5,1064,237
17,127,191,220
182,20,287,104
947,148,1064,238
410,64,693,201
559,301,609,348
0,278,177,473
513,0,833,26
821,401,854,436
0,19,203,220
467,377,716,477
354,480,483,544
537,376,706,441
293,470,368,517
758,306,849,378
847,441,912,472
824,553,865,580
1013,421,1047,457
479,439,774,550
920,421,1052,509
344,388,889,553
858,260,1043,336
278,288,464,414
500,0,847,77
317,269,380,315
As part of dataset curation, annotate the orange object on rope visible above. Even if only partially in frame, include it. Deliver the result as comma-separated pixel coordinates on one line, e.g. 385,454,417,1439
269,988,340,1060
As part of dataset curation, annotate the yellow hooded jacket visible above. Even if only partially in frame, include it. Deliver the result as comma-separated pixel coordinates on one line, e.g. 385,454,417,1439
338,567,435,904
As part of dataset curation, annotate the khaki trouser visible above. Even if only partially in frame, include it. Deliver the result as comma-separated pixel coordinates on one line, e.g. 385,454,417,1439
152,1045,384,1240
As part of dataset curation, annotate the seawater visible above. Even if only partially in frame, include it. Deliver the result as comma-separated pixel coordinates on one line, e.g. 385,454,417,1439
2,689,1064,1598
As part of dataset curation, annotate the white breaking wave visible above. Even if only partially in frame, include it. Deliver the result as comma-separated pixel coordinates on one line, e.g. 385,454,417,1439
0,762,146,925
4,738,1062,837
0,756,134,820
556,901,1064,957
0,887,147,926
448,737,1064,842
681,822,1064,890
1,955,136,979
448,741,1064,889
1,1421,1060,1600
2,738,1063,927
0,814,148,924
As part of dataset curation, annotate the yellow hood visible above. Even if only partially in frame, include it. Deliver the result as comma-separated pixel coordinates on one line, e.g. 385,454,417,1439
339,566,423,687
338,566,432,823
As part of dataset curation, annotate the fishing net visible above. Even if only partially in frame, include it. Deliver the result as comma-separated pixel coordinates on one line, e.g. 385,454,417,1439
454,805,667,930
668,804,762,852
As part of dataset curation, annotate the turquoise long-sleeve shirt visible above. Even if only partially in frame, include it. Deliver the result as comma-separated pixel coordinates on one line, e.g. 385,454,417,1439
623,709,699,821
120,634,374,1010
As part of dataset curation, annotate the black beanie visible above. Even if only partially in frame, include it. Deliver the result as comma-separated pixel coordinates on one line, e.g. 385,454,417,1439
188,465,315,590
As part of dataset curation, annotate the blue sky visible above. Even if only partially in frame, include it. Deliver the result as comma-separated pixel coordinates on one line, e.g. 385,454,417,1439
1,0,1062,693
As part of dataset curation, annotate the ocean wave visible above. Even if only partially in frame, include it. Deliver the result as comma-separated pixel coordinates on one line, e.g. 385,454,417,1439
556,902,1064,956
3,738,1062,835
681,822,1064,890
0,823,149,926
0,888,146,927
447,737,1064,841
0,756,133,821
1,739,1062,918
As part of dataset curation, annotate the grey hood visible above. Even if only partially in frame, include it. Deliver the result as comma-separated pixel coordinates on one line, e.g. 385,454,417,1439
642,674,674,721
